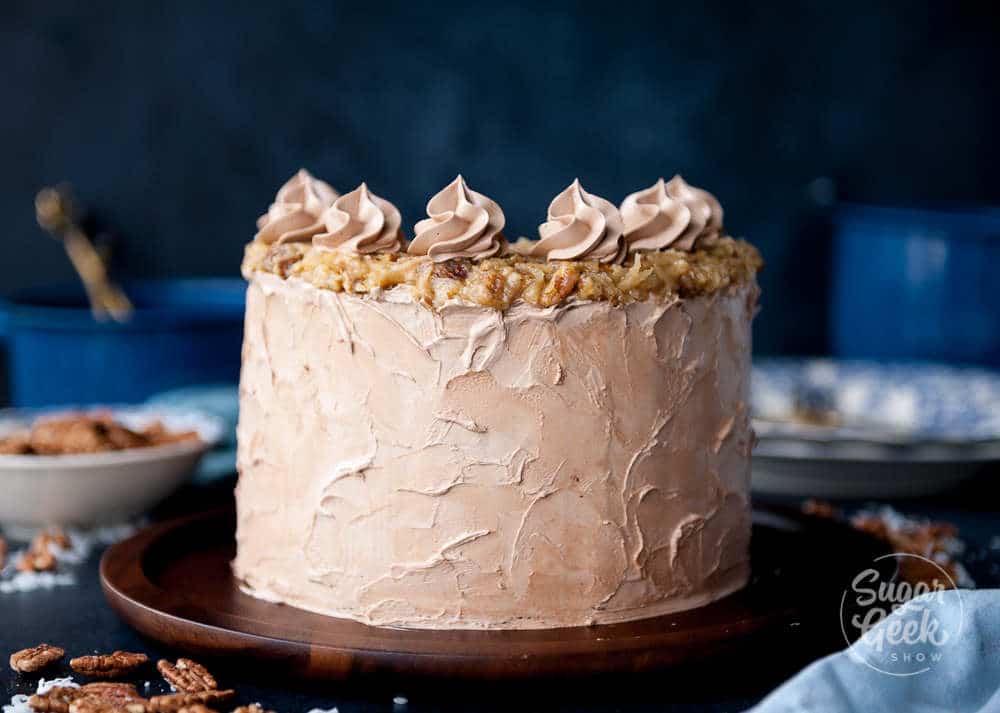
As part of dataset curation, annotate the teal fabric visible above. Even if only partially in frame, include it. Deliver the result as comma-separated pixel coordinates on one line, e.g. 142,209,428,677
751,589,1000,713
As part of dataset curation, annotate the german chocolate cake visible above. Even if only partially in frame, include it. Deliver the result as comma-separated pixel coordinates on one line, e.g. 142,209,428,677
234,170,762,629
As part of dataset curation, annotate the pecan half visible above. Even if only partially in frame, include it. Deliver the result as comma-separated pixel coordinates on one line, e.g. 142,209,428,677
432,260,469,280
28,687,82,713
17,548,57,573
175,706,218,713
78,683,143,703
10,643,65,673
0,536,7,569
148,691,234,713
66,682,149,713
34,528,72,552
540,267,579,306
0,432,32,454
156,658,217,692
69,698,147,713
801,499,841,520
70,651,149,678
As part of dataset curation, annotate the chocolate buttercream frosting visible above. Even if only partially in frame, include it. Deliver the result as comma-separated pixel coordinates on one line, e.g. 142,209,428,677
407,176,507,262
314,183,404,255
621,176,724,252
235,274,757,629
530,179,626,263
255,169,339,245
235,168,760,630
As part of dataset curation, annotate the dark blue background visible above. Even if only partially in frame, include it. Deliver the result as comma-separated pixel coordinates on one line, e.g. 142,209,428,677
2,0,998,358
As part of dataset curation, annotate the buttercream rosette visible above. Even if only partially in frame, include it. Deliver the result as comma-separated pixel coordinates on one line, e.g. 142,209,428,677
620,176,724,252
407,176,507,262
255,169,339,244
529,179,626,264
314,183,404,255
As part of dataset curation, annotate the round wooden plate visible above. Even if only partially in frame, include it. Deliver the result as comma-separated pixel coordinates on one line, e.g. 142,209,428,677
101,506,888,680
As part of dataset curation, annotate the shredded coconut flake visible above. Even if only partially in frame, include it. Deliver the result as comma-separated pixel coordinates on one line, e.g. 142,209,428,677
3,693,30,713
0,521,141,593
36,679,79,694
0,569,76,593
4,678,78,713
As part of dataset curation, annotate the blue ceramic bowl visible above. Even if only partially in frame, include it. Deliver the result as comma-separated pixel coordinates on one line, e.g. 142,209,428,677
0,279,245,407
831,203,1000,367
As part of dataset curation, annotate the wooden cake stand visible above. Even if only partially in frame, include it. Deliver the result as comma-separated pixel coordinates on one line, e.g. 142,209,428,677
100,506,888,680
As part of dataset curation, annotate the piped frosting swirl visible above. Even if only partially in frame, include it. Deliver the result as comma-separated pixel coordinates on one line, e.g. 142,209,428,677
407,176,506,262
621,176,724,252
529,179,625,263
314,183,403,254
255,169,339,244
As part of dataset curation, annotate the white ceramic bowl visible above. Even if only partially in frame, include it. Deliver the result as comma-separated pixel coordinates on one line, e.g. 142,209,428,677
0,407,224,527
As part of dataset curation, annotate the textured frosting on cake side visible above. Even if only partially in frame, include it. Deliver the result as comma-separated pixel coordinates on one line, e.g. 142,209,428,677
234,274,758,629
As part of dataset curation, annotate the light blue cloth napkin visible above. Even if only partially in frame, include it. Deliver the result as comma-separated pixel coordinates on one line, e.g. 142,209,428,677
751,589,1000,713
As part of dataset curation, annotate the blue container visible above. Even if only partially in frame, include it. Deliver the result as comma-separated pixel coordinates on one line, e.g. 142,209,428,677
0,279,246,407
831,203,1000,367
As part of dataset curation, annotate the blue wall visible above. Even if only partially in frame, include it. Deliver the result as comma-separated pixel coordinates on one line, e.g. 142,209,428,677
2,1,998,362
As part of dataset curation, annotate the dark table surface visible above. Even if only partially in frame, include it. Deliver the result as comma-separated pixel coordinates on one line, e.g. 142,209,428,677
2,473,999,713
